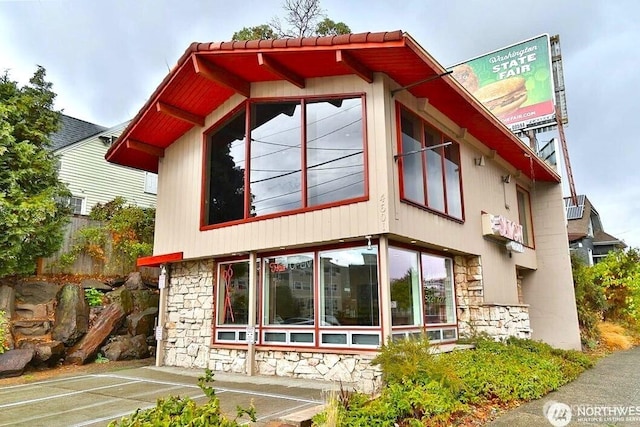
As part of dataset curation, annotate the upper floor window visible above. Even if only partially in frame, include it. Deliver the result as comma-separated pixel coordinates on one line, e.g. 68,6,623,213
144,172,158,195
203,95,366,227
516,186,534,247
396,105,463,220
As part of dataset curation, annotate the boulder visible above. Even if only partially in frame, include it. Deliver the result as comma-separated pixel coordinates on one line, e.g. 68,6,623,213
64,303,125,365
15,281,60,305
124,272,144,290
106,287,134,315
107,277,126,288
52,284,89,346
102,334,149,361
20,341,65,366
0,285,15,317
127,307,158,337
0,349,35,378
15,302,51,320
12,320,52,336
81,278,113,291
131,290,159,313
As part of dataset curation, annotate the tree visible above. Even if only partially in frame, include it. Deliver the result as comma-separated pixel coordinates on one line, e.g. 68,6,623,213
0,67,70,277
231,0,351,41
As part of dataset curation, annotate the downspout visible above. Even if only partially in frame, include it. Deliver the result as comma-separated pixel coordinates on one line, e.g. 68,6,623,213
155,264,169,367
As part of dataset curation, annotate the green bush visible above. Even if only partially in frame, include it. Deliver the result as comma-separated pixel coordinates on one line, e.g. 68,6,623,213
315,336,593,426
572,253,605,348
84,288,104,307
108,369,255,427
0,310,9,354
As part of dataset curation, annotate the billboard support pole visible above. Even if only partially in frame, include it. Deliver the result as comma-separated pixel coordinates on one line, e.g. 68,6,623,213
555,110,578,206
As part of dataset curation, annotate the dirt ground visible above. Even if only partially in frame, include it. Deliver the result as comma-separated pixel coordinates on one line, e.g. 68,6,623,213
0,357,155,387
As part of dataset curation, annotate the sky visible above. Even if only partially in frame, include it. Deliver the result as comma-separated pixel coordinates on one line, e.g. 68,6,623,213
1,0,638,248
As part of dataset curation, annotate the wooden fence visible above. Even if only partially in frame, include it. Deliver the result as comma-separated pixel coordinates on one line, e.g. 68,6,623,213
38,215,159,277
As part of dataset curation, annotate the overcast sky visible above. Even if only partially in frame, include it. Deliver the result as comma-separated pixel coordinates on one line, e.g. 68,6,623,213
1,0,638,248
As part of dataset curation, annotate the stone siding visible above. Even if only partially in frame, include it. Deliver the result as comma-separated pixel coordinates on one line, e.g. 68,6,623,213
455,255,531,340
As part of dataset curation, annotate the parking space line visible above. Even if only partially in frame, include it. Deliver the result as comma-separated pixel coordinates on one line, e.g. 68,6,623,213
253,401,319,422
0,380,141,409
0,375,95,392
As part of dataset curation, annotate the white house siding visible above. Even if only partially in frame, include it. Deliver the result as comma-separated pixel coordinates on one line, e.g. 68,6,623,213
56,122,157,213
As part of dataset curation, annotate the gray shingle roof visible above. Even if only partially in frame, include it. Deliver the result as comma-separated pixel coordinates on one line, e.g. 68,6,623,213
50,114,107,151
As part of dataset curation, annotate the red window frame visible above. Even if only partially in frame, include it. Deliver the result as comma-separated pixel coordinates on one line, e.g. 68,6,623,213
516,185,535,249
200,94,369,231
395,103,464,222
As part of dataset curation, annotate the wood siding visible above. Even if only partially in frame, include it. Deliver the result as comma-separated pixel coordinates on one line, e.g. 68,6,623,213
56,122,157,213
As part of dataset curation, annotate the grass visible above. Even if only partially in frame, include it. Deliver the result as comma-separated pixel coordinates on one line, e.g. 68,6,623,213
598,321,635,351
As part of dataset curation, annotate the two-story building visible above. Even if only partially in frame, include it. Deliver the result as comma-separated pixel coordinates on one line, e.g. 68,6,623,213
107,31,581,384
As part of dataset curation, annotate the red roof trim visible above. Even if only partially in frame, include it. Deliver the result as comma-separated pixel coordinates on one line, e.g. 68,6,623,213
137,252,183,267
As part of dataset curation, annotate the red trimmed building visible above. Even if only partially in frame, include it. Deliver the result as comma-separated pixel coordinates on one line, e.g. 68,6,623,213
107,31,580,385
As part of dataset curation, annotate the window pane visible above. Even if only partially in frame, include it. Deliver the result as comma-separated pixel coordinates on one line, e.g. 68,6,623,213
206,110,246,225
319,247,379,327
517,189,531,246
422,254,455,325
444,143,462,219
400,110,425,204
263,254,314,325
250,102,302,216
307,98,365,206
425,128,445,211
218,261,250,325
389,247,421,326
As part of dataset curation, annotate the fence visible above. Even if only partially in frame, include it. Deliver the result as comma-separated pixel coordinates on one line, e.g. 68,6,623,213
38,215,159,277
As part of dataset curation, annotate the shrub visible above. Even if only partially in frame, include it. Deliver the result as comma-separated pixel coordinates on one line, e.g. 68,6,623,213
84,288,104,307
0,310,9,354
572,253,605,349
108,369,255,427
598,321,633,351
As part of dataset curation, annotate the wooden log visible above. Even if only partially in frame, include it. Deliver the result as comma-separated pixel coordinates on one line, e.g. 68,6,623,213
64,303,125,365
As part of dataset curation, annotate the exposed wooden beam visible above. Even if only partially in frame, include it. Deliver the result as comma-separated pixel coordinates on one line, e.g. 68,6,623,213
457,127,467,139
417,98,430,113
192,55,251,98
126,139,165,158
156,101,205,127
257,53,305,89
336,50,373,83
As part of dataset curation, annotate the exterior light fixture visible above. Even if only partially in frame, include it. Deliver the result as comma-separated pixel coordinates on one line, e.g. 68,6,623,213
502,175,511,184
474,155,486,166
365,235,372,250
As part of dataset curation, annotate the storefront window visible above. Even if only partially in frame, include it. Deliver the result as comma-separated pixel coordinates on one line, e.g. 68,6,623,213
421,254,455,325
218,261,250,325
389,247,421,326
319,247,379,327
263,253,314,325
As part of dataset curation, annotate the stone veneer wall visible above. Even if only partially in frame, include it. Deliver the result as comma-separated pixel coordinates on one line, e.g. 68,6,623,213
164,260,381,391
454,255,531,340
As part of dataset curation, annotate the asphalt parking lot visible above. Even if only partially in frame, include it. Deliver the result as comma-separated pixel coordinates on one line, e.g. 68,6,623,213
0,367,326,427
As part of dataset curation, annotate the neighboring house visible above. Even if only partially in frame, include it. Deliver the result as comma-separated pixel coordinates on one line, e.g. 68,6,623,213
107,31,581,384
565,194,626,265
52,114,157,214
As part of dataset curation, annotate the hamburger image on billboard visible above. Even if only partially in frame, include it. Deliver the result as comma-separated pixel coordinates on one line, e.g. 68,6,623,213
450,34,555,131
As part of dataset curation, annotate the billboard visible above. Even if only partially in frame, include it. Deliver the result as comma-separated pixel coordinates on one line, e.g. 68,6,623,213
450,34,556,132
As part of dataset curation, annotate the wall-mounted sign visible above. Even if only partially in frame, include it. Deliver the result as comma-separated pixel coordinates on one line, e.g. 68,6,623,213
450,34,555,132
482,213,525,253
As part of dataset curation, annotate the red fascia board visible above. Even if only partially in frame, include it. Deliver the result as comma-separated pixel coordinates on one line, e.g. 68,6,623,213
137,252,183,267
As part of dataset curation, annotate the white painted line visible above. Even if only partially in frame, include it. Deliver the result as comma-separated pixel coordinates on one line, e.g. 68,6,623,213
0,380,141,409
254,401,317,422
70,393,207,427
0,375,96,391
90,374,201,389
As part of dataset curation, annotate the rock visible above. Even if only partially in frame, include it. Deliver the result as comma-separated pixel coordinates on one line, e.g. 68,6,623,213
12,320,52,336
0,349,35,378
127,307,158,337
107,277,126,288
15,302,51,319
0,285,16,317
102,334,149,361
81,278,113,291
15,281,60,305
131,290,159,312
106,287,134,315
65,303,126,365
52,284,89,346
124,272,144,290
21,341,65,366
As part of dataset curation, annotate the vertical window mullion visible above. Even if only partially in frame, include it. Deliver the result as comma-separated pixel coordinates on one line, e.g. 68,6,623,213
244,102,252,219
440,138,449,214
420,121,429,208
301,98,308,209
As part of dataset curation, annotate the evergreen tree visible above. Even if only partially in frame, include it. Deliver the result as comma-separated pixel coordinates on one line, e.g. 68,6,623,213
0,66,70,277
